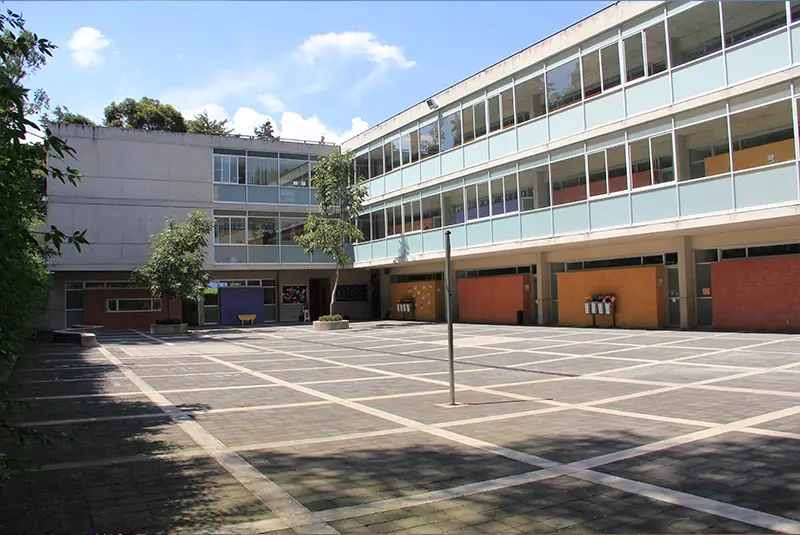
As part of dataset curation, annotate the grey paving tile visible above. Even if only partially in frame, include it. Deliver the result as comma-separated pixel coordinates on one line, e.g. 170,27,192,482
602,363,741,383
306,376,443,398
712,371,800,394
492,377,662,404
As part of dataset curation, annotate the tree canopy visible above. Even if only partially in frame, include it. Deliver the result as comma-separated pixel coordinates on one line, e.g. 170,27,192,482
51,105,96,126
253,119,277,141
131,211,213,320
103,97,187,132
295,150,367,316
187,110,232,136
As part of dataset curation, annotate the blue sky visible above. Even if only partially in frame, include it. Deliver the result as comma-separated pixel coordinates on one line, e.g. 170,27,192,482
13,1,609,142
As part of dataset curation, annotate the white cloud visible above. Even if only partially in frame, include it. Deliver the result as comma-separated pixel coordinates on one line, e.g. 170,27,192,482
183,103,230,122
68,27,111,67
230,107,275,137
257,93,286,113
297,32,415,69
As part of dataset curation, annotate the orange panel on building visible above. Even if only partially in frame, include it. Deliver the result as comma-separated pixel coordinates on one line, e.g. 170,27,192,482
389,281,444,322
557,266,667,329
83,288,182,330
711,256,800,332
458,275,532,325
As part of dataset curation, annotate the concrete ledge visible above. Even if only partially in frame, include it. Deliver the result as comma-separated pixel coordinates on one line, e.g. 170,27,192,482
53,330,98,347
313,320,350,331
150,323,188,335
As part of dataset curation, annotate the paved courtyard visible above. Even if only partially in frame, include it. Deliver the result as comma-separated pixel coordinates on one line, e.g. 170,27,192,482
1,322,800,534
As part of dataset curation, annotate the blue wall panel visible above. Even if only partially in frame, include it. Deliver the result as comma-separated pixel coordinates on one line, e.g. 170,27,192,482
625,75,671,116
384,170,402,193
553,204,589,235
585,91,625,129
281,246,310,263
405,233,423,256
369,177,385,197
589,196,630,230
672,55,725,103
520,210,552,238
386,236,405,259
421,156,441,182
488,129,517,160
354,243,372,263
517,119,548,151
727,33,789,85
248,245,280,263
215,184,246,203
679,176,734,217
466,220,492,246
423,229,444,252
734,164,799,209
631,187,677,224
492,214,521,242
793,26,800,64
401,164,421,188
463,139,489,168
371,239,387,260
449,226,467,249
220,288,263,325
247,186,279,204
441,148,464,176
548,105,584,141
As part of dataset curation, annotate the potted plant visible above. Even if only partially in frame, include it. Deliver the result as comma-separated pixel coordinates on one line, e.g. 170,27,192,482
295,150,368,332
131,211,213,335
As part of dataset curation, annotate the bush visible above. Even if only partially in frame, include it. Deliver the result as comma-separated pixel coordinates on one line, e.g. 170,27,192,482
318,314,343,322
155,318,182,325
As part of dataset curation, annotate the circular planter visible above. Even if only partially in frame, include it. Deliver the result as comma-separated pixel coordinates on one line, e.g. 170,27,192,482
313,320,350,331
150,323,188,335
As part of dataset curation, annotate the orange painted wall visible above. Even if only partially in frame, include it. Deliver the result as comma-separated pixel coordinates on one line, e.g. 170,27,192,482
557,266,667,328
389,281,444,322
458,275,532,325
705,139,795,176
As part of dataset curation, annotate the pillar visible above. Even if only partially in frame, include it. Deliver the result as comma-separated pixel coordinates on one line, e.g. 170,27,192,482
677,235,695,329
536,252,552,325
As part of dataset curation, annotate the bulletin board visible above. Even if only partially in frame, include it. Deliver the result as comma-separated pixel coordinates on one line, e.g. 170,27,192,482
282,285,307,304
335,284,368,302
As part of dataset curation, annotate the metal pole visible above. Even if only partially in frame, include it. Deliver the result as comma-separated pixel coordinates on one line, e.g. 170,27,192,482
444,230,456,406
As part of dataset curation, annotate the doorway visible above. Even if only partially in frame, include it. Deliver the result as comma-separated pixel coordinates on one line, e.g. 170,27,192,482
370,270,381,319
182,298,199,326
309,278,330,320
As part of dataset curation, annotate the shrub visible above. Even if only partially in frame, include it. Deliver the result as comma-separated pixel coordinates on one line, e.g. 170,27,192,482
318,314,343,322
155,318,182,325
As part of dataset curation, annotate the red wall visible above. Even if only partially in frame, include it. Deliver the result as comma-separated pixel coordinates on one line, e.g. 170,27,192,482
83,288,182,330
712,256,800,332
458,275,532,325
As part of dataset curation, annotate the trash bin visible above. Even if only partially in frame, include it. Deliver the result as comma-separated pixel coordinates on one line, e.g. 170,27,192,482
584,300,592,315
590,301,599,314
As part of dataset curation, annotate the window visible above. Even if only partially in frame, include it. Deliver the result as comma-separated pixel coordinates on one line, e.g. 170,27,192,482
213,154,246,184
356,214,371,242
607,146,628,193
651,133,674,184
630,138,651,189
419,122,440,159
488,94,501,133
403,199,421,232
442,188,464,226
466,184,478,221
440,111,462,152
279,155,309,187
504,174,519,213
409,130,420,163
490,177,504,215
477,182,490,218
280,216,306,246
390,138,401,169
501,89,515,128
547,59,581,112
624,32,645,82
355,152,370,181
723,2,786,48
729,100,795,172
247,157,278,186
645,23,667,76
371,210,386,240
550,155,587,205
518,166,550,211
668,3,722,67
601,43,621,90
588,151,606,196
386,205,402,236
369,146,383,177
677,117,730,180
421,194,442,230
474,101,487,138
106,298,162,313
248,217,278,245
515,75,546,123
582,51,602,99
383,141,394,173
214,217,246,244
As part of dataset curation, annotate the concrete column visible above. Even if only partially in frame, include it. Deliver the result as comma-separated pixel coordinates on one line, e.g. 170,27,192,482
537,252,551,325
380,268,392,319
677,236,695,329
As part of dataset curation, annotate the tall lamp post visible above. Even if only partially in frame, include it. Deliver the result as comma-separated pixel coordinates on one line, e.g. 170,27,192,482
444,230,456,406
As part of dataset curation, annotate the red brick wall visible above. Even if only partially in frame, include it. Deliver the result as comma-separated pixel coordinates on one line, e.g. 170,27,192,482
711,256,800,332
458,275,532,325
83,288,182,330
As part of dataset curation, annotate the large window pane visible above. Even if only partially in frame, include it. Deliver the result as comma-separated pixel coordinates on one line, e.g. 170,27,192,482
518,166,550,210
651,133,674,184
477,182,490,218
676,117,730,180
504,174,518,213
488,95,501,133
355,152,369,181
668,3,722,67
630,138,652,188
624,33,644,82
607,145,628,193
280,155,309,187
474,101,487,138
356,214,371,242
547,59,581,112
386,205,402,236
230,217,246,244
214,155,246,184
421,194,442,230
440,111,462,152
419,122,440,159
383,141,394,173
410,130,420,162
247,157,278,185
645,23,667,76
280,217,305,246
463,106,475,143
400,134,411,165
214,218,231,244
515,75,546,124
443,188,465,226
248,217,278,245
601,43,621,90
551,155,586,205
500,89,515,128
490,178,504,215
588,151,606,196
723,2,786,48
466,185,478,221
371,210,386,240
369,146,383,177
582,51,602,99
730,100,795,172
403,200,421,232
391,138,401,169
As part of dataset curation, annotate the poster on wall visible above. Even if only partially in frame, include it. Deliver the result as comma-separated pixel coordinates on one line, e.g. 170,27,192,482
335,284,368,302
282,285,307,304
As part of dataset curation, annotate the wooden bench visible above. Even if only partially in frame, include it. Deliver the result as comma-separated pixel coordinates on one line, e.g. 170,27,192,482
237,314,257,326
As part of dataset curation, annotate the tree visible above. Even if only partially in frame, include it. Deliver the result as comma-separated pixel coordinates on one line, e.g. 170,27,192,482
187,110,232,136
253,119,276,141
295,151,367,317
131,211,213,321
103,97,187,132
50,105,96,126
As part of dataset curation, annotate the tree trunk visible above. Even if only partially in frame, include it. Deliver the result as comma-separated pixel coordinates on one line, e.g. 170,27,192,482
330,265,340,317
165,296,171,319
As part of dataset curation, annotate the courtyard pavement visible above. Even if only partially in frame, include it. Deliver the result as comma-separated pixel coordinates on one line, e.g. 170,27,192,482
1,321,799,534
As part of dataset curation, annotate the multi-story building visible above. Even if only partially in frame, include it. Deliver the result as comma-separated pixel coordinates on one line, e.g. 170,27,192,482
43,1,800,333
43,126,376,330
341,0,800,332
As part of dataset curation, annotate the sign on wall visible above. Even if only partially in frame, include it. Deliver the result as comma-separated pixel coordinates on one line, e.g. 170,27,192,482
282,285,307,304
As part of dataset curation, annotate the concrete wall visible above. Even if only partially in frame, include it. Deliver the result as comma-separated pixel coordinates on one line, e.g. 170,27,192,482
389,281,444,322
458,275,532,325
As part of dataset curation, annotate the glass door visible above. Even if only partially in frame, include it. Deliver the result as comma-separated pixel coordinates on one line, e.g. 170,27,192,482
263,279,277,322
